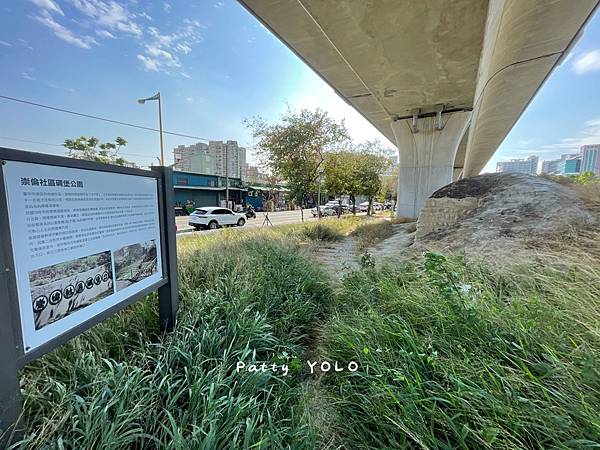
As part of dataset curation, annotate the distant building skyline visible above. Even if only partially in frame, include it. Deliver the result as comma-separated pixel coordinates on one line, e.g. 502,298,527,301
496,156,539,175
581,144,600,175
538,143,600,176
173,140,247,179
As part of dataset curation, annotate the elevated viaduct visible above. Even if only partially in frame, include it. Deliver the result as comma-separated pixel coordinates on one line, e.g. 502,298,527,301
239,0,599,217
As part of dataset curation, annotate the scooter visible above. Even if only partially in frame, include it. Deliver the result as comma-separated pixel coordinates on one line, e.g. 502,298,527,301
245,207,256,219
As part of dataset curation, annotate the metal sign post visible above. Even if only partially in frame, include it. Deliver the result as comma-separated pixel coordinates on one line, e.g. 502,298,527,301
0,148,179,447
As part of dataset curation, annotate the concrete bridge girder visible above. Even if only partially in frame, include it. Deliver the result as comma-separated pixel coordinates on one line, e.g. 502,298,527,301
392,111,471,218
238,0,600,216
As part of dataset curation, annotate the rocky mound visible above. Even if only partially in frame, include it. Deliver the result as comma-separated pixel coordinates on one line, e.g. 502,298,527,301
414,172,598,259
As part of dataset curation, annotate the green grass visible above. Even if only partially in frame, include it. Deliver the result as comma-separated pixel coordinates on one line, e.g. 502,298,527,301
12,217,600,449
15,233,333,449
351,219,394,249
316,252,600,449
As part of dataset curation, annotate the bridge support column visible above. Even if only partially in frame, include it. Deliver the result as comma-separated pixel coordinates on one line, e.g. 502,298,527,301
392,111,471,218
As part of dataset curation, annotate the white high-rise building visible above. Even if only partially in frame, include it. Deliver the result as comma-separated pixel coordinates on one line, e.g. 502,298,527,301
496,155,539,175
173,140,247,178
208,140,247,179
173,142,213,174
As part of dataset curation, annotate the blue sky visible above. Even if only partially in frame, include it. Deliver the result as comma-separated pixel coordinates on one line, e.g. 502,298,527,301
1,0,599,171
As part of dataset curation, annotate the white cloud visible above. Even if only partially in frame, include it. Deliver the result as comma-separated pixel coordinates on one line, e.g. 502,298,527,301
183,18,203,28
137,54,159,71
185,97,194,103
22,72,36,80
213,1,224,8
145,44,180,67
138,21,204,74
163,2,172,12
33,10,98,49
0,40,12,47
138,12,152,21
541,117,600,154
96,29,115,39
573,50,600,75
19,39,34,50
69,0,142,37
28,0,64,16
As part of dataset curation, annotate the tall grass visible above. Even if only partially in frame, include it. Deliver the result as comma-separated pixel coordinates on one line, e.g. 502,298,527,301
351,219,394,249
12,215,600,449
15,235,332,449
317,252,600,449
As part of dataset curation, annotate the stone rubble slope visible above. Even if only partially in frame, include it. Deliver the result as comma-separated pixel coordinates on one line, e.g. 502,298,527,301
415,173,600,256
375,173,599,262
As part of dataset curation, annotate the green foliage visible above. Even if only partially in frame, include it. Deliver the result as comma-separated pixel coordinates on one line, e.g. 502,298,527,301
16,234,333,449
353,142,391,213
318,253,600,449
246,109,349,208
64,136,135,167
380,164,399,202
322,141,392,214
322,150,360,205
574,171,598,184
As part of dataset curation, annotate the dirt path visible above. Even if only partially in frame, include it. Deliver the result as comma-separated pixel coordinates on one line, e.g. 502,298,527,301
369,223,417,260
312,223,417,276
312,236,361,278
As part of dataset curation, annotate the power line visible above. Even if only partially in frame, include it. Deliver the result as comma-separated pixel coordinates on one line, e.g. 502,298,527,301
0,136,62,147
0,136,160,159
0,94,212,142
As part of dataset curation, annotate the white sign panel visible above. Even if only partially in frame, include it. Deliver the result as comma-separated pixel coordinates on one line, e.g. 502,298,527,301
2,161,163,352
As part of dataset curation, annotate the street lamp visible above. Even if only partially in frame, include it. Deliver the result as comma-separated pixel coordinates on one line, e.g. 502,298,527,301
138,92,164,166
317,167,324,219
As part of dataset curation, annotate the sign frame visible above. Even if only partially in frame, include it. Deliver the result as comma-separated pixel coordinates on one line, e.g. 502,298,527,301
0,147,179,445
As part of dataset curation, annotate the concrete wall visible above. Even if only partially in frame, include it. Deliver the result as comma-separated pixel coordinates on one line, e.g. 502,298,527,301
416,196,480,238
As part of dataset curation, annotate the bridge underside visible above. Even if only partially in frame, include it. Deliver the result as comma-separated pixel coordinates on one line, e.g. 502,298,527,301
239,0,599,217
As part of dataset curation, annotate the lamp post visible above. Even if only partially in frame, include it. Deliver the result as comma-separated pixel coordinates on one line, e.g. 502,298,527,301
317,167,324,219
138,92,164,166
225,144,229,209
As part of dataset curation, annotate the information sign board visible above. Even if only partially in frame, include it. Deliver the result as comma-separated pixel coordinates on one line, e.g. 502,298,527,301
0,148,179,446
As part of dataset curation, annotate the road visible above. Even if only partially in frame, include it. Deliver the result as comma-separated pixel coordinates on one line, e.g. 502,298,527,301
176,209,364,236
175,209,366,236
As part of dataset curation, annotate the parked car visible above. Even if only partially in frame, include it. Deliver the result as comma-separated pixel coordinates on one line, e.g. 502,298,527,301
188,207,246,230
359,201,369,212
311,205,336,217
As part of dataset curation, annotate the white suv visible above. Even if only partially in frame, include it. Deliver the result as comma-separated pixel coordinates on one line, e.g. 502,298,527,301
188,207,246,230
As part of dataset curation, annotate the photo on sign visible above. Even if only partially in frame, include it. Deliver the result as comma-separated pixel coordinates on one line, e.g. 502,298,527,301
114,240,158,291
29,251,114,330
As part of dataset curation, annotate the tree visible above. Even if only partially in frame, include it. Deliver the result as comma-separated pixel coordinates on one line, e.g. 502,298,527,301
246,109,349,221
63,136,135,167
380,164,399,204
322,150,361,216
354,141,392,215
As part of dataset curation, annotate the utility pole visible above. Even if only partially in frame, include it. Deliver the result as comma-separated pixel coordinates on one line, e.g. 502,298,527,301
225,144,229,209
317,167,324,219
